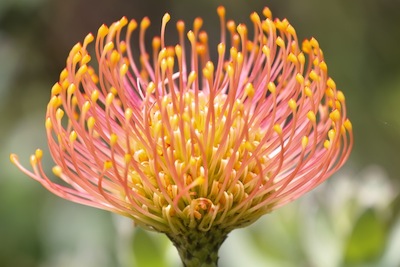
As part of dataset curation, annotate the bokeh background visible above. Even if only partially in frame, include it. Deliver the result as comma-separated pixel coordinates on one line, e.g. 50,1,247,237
1,0,400,266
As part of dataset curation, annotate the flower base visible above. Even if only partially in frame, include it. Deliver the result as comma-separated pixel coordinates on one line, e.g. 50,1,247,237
167,228,229,267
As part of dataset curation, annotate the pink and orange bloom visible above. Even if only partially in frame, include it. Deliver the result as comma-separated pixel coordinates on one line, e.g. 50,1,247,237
11,6,352,266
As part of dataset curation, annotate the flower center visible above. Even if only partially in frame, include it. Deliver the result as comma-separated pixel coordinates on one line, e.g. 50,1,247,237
128,90,270,232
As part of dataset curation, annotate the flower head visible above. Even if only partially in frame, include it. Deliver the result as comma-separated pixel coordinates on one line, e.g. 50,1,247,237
11,7,352,235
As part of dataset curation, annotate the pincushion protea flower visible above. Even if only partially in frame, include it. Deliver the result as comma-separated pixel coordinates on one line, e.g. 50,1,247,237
11,6,353,267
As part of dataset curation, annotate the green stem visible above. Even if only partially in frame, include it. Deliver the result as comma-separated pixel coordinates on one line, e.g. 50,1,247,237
167,228,228,267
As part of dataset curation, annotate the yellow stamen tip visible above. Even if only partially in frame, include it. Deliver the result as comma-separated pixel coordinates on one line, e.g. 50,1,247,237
69,131,77,143
288,99,297,111
162,13,171,25
344,119,352,131
267,82,276,94
51,83,62,96
330,109,341,122
35,149,43,160
263,7,272,19
302,136,309,149
140,17,151,30
10,154,18,164
104,160,113,170
217,6,226,18
52,165,63,177
273,124,282,135
307,111,316,122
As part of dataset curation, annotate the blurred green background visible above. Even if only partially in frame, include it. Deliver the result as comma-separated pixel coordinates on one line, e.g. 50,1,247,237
1,0,400,266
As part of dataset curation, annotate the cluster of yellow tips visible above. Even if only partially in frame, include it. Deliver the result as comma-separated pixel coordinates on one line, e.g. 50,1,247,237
11,6,352,234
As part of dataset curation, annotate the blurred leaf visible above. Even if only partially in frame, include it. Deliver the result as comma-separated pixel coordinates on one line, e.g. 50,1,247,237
132,229,168,267
343,209,387,264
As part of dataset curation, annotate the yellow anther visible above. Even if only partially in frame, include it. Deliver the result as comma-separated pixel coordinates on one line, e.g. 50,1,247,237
106,92,114,107
56,108,64,121
120,63,128,77
146,82,155,94
81,54,91,65
111,50,120,65
51,83,62,96
336,91,345,103
187,30,195,43
110,133,118,146
287,25,296,36
162,13,170,26
161,58,167,73
124,153,132,164
301,136,309,149
267,82,276,94
29,154,37,166
67,83,76,96
82,101,91,113
227,64,234,78
9,154,19,164
227,20,236,33
307,111,316,122
124,108,133,122
128,19,138,32
52,165,63,177
34,149,43,160
76,64,88,77
237,52,243,65
230,47,238,60
194,17,203,32
262,45,270,57
188,71,197,85
329,109,341,122
319,61,328,72
296,73,304,85
175,45,182,59
344,119,352,131
59,69,68,82
288,99,297,111
263,7,272,19
103,42,114,53
140,17,151,30
72,52,82,65
325,88,334,98
218,43,225,56
167,56,174,70
98,24,109,38
287,53,297,64
328,129,336,140
217,6,226,18
69,131,77,142
302,39,311,54
273,124,282,135
91,90,99,103
119,42,127,53
327,78,336,89
203,68,211,80
83,33,94,47
250,12,261,24
72,95,78,107
237,24,247,36
324,140,330,149
104,160,113,170
45,118,52,130
309,70,319,81
310,37,319,48
304,86,313,97
87,116,95,131
297,53,305,65
276,37,285,48
244,83,255,98
176,20,185,33
69,43,82,57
